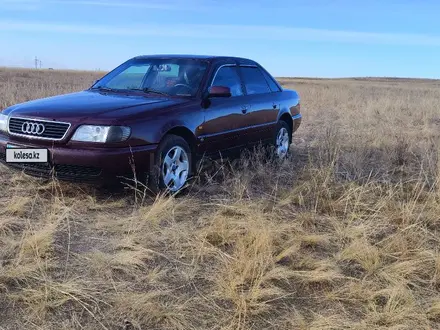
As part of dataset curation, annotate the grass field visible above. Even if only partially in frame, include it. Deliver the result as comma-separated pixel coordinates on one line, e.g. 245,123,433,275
1,67,440,329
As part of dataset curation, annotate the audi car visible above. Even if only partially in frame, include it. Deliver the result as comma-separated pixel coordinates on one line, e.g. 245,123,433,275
0,55,301,192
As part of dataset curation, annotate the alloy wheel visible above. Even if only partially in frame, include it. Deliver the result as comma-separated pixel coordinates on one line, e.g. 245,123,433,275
276,127,289,159
161,146,189,192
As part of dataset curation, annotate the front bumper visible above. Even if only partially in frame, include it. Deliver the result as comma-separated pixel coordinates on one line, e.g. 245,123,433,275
292,114,302,133
0,135,158,182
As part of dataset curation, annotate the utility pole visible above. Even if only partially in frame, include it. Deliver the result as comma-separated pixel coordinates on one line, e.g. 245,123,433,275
34,56,38,69
39,60,42,69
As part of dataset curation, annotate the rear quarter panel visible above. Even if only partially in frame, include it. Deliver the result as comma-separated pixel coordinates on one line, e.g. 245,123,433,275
277,89,301,132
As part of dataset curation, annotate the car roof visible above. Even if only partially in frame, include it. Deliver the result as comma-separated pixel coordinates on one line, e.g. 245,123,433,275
132,54,257,65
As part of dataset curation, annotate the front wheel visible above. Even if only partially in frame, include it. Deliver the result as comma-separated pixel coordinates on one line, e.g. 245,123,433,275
149,135,192,193
274,121,291,160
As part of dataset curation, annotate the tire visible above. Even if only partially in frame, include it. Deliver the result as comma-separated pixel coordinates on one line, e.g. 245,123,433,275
273,121,291,160
148,134,192,193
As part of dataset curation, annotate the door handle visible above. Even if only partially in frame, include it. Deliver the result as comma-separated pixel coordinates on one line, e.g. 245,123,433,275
241,105,249,114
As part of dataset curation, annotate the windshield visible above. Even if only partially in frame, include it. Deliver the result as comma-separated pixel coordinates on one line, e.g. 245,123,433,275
91,59,208,97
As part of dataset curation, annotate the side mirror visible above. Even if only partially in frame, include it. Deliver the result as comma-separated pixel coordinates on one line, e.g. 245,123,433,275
208,86,231,98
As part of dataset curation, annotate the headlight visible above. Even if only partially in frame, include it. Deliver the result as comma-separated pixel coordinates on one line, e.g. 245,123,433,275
71,125,131,143
0,113,8,133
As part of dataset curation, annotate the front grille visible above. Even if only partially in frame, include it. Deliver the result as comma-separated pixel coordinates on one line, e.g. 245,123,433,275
0,152,102,181
53,164,102,177
8,117,70,140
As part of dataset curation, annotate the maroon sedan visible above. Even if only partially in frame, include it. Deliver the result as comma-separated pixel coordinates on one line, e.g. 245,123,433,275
0,55,301,192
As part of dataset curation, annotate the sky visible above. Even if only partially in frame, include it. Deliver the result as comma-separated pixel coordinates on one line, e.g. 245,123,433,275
1,0,440,78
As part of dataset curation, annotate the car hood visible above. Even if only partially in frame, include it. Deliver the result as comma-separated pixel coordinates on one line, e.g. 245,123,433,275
4,90,188,123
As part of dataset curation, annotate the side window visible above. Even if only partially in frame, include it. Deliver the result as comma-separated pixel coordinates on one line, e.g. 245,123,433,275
240,66,271,95
261,69,281,92
211,66,243,97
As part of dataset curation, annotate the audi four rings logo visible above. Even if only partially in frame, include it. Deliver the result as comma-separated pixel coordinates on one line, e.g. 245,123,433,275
21,122,45,135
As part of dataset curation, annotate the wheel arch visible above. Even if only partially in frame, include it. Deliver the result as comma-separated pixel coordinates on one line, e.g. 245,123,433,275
278,112,293,141
161,126,197,153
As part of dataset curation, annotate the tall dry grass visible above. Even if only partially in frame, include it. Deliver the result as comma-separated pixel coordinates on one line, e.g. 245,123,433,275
1,68,440,329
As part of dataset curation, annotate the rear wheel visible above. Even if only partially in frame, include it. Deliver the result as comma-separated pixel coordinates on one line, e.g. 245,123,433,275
274,121,291,160
149,135,192,193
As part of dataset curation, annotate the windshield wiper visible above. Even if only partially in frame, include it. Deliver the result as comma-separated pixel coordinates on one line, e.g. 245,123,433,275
91,86,119,92
130,88,169,96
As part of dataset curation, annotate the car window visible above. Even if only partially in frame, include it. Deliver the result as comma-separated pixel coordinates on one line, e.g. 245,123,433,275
261,69,281,92
157,64,179,77
93,60,208,97
211,66,243,97
106,64,151,90
149,64,180,90
240,66,271,95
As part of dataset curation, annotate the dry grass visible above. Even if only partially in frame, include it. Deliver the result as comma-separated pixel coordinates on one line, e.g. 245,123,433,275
1,68,440,329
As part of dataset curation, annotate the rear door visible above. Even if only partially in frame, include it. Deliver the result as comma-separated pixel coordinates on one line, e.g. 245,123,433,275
238,65,280,145
198,64,249,155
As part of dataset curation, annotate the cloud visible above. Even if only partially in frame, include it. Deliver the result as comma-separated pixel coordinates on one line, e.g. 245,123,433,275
0,0,40,10
0,0,215,11
2,20,440,47
49,0,206,10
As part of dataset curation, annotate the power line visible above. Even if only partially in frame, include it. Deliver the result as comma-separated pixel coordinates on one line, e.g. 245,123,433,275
34,57,43,69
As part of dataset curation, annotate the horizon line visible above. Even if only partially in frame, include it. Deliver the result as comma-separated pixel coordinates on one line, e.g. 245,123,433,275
2,65,440,81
